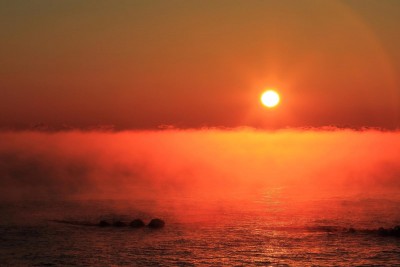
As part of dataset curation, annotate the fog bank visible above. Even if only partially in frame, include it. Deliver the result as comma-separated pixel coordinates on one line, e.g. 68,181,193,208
0,129,399,201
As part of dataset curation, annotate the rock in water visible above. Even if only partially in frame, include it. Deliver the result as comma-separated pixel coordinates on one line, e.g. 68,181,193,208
148,218,165,228
130,219,145,228
113,221,127,227
347,228,356,233
394,225,400,237
99,220,110,227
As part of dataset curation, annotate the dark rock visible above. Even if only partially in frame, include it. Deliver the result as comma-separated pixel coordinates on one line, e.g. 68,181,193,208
130,219,145,228
378,227,389,236
388,226,400,237
394,230,400,237
347,227,356,233
353,226,400,238
113,221,127,227
99,220,110,227
148,218,165,228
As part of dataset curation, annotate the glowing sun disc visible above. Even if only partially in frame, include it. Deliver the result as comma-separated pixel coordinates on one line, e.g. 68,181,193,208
261,90,280,108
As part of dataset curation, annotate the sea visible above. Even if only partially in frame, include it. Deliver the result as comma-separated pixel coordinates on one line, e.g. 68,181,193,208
1,193,400,266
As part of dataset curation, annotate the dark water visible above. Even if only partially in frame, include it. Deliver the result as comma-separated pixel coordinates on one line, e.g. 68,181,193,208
1,196,400,266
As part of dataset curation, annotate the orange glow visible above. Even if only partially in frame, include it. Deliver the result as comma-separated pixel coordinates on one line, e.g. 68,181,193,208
0,129,399,202
261,90,280,108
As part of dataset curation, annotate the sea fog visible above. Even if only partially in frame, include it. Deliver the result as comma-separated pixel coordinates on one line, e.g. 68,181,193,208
1,129,400,266
0,128,399,202
1,128,400,226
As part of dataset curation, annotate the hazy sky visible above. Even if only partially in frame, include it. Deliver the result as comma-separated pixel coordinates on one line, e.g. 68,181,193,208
1,0,400,129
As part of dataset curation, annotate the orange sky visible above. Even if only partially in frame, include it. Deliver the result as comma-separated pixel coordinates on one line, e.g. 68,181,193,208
1,0,399,129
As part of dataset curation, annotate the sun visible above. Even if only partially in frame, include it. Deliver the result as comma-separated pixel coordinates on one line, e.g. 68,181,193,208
261,90,280,108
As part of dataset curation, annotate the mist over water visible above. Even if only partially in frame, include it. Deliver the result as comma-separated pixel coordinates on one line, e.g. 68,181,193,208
0,128,399,202
1,129,400,265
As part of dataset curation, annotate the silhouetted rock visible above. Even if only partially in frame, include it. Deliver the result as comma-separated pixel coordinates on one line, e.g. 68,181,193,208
99,220,110,227
378,227,389,236
394,225,400,235
113,221,127,227
388,226,400,237
130,219,145,228
148,218,165,228
375,226,400,237
347,227,356,233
